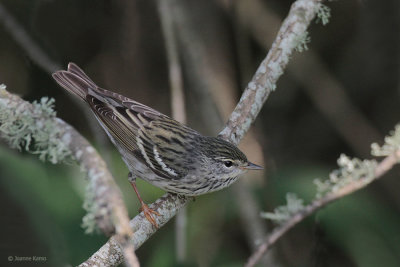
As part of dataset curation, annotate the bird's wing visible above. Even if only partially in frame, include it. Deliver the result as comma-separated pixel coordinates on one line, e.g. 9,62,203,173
137,119,198,179
55,63,192,179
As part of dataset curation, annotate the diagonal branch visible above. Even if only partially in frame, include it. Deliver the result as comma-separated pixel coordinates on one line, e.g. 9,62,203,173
81,0,323,265
219,0,323,144
229,0,382,156
0,3,61,73
0,6,134,260
245,147,400,267
0,86,139,267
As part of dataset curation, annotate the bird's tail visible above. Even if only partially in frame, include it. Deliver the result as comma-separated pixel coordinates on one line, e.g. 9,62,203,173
52,62,98,101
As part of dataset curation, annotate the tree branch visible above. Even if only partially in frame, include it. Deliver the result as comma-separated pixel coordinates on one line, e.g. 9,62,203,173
245,147,400,267
230,0,382,155
0,3,115,167
161,0,322,144
219,0,323,144
0,86,139,267
157,0,188,262
0,3,61,73
79,194,190,266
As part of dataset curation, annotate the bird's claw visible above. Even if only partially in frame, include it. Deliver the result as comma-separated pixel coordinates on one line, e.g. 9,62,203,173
139,203,160,228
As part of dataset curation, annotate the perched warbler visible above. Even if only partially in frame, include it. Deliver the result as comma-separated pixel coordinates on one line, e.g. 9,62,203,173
53,63,262,227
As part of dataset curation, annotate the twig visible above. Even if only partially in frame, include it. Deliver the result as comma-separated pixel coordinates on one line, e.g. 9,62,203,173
79,194,190,266
0,3,61,73
163,0,269,262
245,148,400,267
157,0,188,262
0,3,115,175
219,0,323,144
232,182,279,266
230,0,382,156
171,0,224,130
0,3,115,176
224,2,276,263
0,87,139,267
165,1,270,263
158,0,186,124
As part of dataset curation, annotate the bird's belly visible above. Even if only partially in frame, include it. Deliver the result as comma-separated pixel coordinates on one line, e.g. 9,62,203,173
124,154,239,196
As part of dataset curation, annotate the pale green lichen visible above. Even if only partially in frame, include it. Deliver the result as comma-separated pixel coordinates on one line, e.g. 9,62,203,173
261,155,377,223
82,181,98,234
314,154,377,198
260,125,400,225
316,3,331,25
0,85,72,163
80,163,107,234
294,31,311,52
260,193,305,224
0,86,108,235
265,78,277,92
371,124,400,157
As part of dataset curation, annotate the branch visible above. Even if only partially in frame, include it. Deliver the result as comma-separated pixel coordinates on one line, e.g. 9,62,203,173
157,0,188,262
79,194,190,266
158,0,186,124
230,0,382,156
0,3,117,169
0,7,139,264
0,86,139,267
81,0,323,265
245,146,400,267
0,3,61,73
219,0,323,144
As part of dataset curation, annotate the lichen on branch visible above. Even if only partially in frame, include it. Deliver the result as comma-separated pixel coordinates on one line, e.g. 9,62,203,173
314,155,377,199
0,84,72,163
260,193,305,224
0,84,137,265
248,124,400,267
371,124,400,157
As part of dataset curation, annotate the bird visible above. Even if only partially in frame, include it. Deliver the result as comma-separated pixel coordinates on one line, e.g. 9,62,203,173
52,63,262,227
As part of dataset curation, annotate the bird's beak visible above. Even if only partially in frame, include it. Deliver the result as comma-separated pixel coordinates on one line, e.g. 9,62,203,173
242,162,263,170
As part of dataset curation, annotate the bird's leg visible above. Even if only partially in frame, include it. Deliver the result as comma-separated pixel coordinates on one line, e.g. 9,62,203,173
128,173,160,228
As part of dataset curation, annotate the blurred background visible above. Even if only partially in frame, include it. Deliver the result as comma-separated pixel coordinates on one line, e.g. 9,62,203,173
1,0,400,266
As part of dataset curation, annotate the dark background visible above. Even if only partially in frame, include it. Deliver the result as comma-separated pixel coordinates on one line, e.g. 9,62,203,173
1,0,400,266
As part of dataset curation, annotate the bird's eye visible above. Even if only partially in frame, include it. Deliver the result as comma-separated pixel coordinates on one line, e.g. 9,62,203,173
224,161,233,168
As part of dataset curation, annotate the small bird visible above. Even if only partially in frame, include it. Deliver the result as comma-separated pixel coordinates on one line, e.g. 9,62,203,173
53,63,262,227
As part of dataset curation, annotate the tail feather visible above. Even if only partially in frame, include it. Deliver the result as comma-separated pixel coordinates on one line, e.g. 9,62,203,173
67,62,98,89
52,62,98,101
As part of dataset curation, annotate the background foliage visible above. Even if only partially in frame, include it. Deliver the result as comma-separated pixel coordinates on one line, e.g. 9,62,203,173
1,0,400,266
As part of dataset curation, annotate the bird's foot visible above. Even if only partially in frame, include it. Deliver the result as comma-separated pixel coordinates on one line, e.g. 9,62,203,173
139,203,160,228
